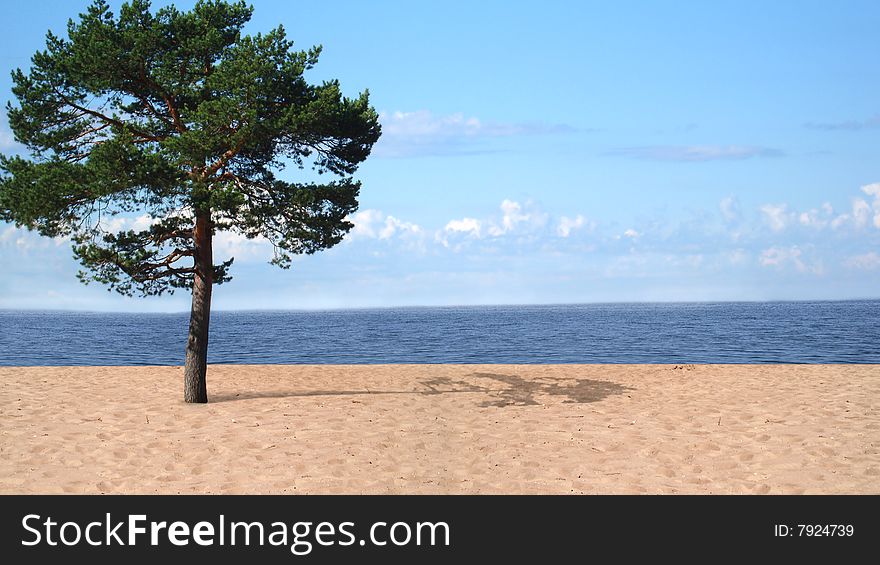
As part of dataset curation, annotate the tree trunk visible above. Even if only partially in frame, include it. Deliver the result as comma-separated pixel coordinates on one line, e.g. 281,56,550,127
184,211,213,403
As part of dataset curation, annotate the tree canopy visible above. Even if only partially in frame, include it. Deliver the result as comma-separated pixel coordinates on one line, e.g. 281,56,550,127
0,0,381,296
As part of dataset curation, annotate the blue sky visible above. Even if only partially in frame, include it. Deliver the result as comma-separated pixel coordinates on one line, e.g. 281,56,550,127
1,0,879,311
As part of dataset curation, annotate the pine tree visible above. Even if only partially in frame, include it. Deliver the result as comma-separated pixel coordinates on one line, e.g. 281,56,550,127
0,0,381,402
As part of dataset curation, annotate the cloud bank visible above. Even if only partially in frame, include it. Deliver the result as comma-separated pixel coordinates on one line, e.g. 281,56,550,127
805,115,880,131
374,110,576,157
606,145,784,162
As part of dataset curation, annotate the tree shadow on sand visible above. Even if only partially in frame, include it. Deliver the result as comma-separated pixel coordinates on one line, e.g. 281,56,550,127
210,387,482,403
211,372,633,407
424,373,634,408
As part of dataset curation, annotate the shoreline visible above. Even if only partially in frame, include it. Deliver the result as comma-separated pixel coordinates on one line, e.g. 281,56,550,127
2,364,878,494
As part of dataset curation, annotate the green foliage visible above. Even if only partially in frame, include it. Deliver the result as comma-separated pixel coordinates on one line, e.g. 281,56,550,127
0,0,380,296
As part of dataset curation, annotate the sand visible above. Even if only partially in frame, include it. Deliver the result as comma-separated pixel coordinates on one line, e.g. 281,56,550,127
1,364,878,494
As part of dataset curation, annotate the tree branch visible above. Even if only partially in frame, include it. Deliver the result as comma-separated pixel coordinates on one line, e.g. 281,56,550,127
131,266,195,282
53,87,162,143
205,138,247,178
137,63,184,132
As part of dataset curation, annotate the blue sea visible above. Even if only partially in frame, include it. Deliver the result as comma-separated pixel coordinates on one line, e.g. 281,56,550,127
1,301,878,365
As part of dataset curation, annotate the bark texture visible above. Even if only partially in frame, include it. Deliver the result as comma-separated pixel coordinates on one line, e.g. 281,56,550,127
183,212,212,403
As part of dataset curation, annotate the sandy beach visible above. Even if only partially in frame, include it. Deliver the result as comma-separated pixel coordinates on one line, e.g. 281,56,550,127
1,364,877,494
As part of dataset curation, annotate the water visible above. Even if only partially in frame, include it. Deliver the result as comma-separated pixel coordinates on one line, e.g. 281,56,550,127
1,301,878,365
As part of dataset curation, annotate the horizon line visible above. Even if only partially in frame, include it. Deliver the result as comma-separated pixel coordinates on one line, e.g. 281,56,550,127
2,296,879,315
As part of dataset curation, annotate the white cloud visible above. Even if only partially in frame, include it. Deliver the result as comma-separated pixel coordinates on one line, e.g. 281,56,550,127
805,115,880,131
380,110,573,139
435,200,552,248
797,203,834,229
829,183,880,230
0,129,17,151
0,113,26,153
861,183,880,228
488,199,531,236
379,215,421,239
374,110,574,157
90,213,163,235
0,225,67,251
607,145,783,162
500,199,529,232
844,252,880,270
719,196,741,223
347,209,423,242
623,228,640,239
0,213,165,256
758,184,880,233
557,214,587,237
830,213,850,230
435,217,482,249
347,209,384,239
0,225,29,249
444,217,482,236
381,111,478,139
759,245,798,267
212,230,272,261
759,245,823,274
752,183,880,232
68,212,274,262
759,204,791,232
852,198,871,228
